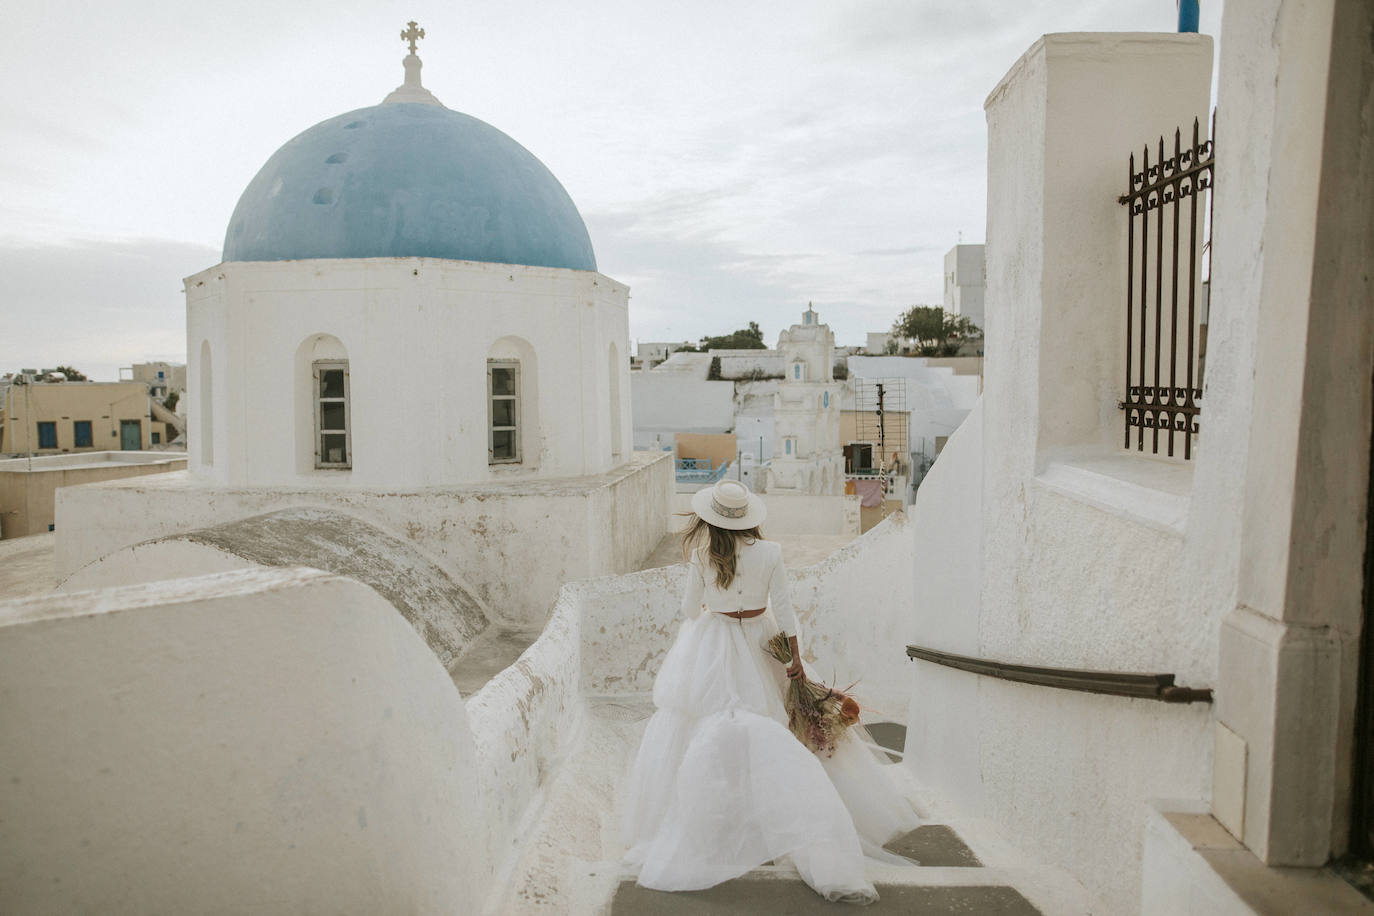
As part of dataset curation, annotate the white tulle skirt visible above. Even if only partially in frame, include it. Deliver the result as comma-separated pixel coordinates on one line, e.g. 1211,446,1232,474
620,610,919,903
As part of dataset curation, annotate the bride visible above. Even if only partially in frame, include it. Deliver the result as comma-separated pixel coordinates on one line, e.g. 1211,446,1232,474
620,479,919,904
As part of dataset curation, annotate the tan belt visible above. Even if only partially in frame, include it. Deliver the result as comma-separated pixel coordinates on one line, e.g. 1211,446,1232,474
719,608,766,619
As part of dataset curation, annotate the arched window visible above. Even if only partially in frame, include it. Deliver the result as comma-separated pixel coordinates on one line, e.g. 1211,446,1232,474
488,361,520,463
295,334,350,471
792,360,806,381
314,361,351,468
198,340,214,466
487,336,539,467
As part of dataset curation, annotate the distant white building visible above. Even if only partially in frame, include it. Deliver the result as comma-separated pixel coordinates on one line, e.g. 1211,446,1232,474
635,341,693,368
629,308,845,496
865,331,894,354
943,243,985,329
765,306,843,495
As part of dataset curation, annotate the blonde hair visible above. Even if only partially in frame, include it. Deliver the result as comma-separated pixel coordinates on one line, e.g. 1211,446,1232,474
681,515,763,590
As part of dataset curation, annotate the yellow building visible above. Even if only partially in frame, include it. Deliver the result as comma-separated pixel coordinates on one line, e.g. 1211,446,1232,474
0,381,171,455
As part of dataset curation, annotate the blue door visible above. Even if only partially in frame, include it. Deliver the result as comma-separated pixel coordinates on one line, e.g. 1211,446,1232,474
120,420,141,450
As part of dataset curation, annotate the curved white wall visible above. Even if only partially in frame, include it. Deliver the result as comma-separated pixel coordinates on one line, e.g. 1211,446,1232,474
0,568,489,914
901,33,1219,912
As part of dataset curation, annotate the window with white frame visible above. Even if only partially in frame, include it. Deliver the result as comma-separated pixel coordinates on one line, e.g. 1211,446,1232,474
488,360,520,464
783,436,798,456
792,361,806,381
314,360,351,469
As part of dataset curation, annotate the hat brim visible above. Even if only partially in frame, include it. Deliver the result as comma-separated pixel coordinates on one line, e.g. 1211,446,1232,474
691,486,767,530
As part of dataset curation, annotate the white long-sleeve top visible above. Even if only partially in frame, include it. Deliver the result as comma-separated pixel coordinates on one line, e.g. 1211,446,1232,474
680,538,798,637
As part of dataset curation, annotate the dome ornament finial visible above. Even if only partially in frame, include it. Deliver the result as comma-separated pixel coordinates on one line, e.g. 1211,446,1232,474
401,20,425,54
383,20,444,107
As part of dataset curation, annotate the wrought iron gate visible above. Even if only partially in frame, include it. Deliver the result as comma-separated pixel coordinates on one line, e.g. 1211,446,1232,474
1118,115,1215,459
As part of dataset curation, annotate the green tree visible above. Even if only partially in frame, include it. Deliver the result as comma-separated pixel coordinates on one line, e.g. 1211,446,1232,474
163,390,180,412
892,307,981,356
51,365,87,381
700,321,765,350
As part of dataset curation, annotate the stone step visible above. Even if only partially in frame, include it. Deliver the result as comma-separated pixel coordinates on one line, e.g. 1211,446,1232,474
886,824,983,868
610,875,1042,914
607,824,1042,914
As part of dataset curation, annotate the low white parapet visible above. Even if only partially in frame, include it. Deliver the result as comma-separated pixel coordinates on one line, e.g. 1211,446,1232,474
54,451,672,631
0,567,488,914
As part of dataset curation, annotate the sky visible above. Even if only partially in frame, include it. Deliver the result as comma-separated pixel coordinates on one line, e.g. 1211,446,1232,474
0,0,1222,380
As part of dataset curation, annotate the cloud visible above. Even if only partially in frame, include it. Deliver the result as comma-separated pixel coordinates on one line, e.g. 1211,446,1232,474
0,237,216,381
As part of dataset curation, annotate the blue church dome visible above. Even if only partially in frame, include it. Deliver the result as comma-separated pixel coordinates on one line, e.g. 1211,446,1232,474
223,101,597,271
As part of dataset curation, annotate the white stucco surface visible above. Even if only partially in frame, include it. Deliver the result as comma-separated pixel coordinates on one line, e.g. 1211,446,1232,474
186,257,631,487
56,451,671,629
715,350,784,379
905,399,985,814
464,576,586,903
903,33,1220,912
0,568,488,914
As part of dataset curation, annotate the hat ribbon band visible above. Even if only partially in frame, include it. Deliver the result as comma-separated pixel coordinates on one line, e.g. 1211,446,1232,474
711,497,748,519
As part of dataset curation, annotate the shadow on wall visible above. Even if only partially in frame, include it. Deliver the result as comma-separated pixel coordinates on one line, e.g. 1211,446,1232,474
59,506,492,667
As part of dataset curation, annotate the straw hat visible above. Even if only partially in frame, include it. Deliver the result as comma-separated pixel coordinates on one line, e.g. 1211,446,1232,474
691,480,766,530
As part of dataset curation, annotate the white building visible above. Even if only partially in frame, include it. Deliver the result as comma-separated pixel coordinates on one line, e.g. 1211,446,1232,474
865,331,894,354
908,12,1374,914
766,306,844,495
943,243,985,329
635,340,693,368
51,34,670,631
629,308,845,497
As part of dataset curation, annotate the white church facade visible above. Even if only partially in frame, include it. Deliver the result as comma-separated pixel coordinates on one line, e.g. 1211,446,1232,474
56,34,670,631
765,306,844,495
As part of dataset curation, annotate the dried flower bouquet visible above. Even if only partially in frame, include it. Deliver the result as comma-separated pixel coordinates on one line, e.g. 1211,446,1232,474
765,632,862,757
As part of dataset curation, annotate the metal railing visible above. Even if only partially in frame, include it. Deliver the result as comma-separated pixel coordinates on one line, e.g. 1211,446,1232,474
1118,115,1214,460
676,458,728,484
906,644,1213,704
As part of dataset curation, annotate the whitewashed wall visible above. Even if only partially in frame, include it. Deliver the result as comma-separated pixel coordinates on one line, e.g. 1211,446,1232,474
904,33,1217,912
55,452,672,630
186,257,630,487
630,372,736,435
716,351,784,379
1196,0,1374,874
904,399,984,813
464,579,585,902
0,568,488,914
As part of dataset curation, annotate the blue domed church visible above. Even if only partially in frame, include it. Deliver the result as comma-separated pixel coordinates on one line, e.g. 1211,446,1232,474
62,26,674,630
188,25,629,488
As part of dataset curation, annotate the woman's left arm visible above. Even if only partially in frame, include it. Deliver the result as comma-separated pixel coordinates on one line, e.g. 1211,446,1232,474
768,548,804,679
